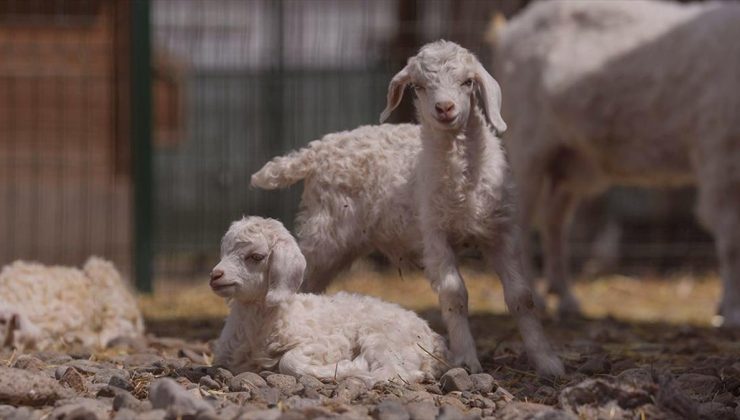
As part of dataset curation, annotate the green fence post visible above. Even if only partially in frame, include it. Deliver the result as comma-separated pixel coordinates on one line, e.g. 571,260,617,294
131,0,153,293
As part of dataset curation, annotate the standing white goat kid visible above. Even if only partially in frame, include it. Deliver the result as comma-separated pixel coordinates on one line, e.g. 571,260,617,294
211,216,450,385
251,41,563,376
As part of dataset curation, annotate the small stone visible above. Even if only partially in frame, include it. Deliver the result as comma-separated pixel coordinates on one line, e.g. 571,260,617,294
437,395,469,414
95,385,118,398
0,405,15,418
371,400,409,420
298,375,323,389
199,375,221,390
298,375,323,399
424,383,443,395
334,377,367,402
12,355,46,372
284,395,321,410
224,391,252,405
251,387,280,406
50,398,111,420
217,405,243,420
178,348,207,364
497,402,575,420
238,408,281,420
55,366,70,380
148,377,215,418
208,367,233,385
107,335,148,352
401,390,435,404
175,366,209,383
436,405,470,420
532,385,558,406
35,352,73,364
113,391,152,412
440,368,473,393
109,375,134,392
153,358,191,371
59,366,87,393
124,353,165,368
65,359,105,374
229,372,267,392
676,373,722,402
265,373,298,394
405,401,438,420
578,354,611,375
698,402,735,420
617,368,653,385
470,373,495,394
94,369,130,384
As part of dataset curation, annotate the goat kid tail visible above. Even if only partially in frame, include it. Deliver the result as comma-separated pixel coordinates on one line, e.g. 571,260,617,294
250,147,316,190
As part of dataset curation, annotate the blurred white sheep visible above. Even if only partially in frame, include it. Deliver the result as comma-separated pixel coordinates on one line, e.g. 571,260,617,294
491,0,740,324
211,216,449,386
252,40,563,376
0,257,144,350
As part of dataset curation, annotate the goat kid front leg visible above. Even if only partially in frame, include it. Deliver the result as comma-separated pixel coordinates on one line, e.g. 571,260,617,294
423,231,481,373
487,232,565,377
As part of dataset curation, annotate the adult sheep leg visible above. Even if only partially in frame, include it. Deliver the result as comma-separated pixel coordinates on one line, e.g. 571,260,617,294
515,166,549,313
487,232,565,377
423,231,481,373
696,157,740,327
541,183,582,318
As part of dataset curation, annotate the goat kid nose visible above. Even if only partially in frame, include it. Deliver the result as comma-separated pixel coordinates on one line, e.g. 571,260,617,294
435,101,455,114
210,269,224,283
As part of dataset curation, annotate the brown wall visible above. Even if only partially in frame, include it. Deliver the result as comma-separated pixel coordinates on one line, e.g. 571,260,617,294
0,0,131,272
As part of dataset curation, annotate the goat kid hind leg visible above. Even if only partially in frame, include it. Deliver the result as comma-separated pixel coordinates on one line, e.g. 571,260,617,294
486,235,565,377
423,233,482,373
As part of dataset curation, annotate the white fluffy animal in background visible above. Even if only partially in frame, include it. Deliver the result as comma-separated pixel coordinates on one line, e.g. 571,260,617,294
0,257,144,350
252,40,563,376
211,216,449,385
491,0,740,324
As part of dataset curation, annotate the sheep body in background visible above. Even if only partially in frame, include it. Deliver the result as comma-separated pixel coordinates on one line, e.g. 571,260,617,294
0,257,144,350
211,216,449,385
252,41,563,376
492,0,740,324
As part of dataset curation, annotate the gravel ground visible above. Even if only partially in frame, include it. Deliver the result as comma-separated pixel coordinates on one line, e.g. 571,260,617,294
1,311,739,420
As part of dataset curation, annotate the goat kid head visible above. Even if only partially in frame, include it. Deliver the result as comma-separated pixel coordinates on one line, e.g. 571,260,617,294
380,40,506,135
211,216,306,305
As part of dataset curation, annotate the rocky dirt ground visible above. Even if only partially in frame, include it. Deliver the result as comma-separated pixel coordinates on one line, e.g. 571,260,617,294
1,266,739,419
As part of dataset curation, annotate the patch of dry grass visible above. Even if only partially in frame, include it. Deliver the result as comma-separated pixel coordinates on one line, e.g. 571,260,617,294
140,260,720,327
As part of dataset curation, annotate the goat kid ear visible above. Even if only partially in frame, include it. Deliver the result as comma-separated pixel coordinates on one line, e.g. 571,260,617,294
473,61,507,135
265,238,306,306
379,62,412,123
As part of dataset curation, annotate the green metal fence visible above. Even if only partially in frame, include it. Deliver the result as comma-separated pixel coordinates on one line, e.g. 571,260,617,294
0,0,715,292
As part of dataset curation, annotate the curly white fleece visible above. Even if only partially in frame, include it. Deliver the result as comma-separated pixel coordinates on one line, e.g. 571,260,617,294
211,216,448,386
0,257,144,350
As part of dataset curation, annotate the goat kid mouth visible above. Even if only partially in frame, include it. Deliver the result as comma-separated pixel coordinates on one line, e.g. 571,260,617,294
210,282,236,291
435,115,458,125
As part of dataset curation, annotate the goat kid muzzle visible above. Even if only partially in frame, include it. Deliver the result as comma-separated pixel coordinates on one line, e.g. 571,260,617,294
209,268,235,290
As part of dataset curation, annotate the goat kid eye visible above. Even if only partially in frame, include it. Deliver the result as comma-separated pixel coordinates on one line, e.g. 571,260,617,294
246,253,265,262
462,79,474,87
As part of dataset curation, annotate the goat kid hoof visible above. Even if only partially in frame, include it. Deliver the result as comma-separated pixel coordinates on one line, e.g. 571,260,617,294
452,354,482,374
533,354,565,378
